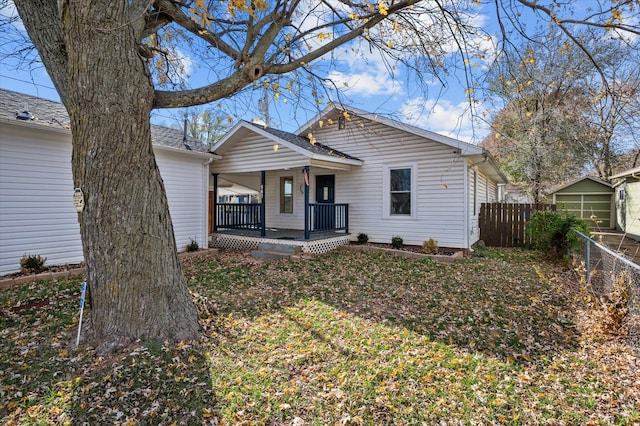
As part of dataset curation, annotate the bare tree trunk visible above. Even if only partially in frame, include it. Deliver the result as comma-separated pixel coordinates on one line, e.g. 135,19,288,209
15,0,201,354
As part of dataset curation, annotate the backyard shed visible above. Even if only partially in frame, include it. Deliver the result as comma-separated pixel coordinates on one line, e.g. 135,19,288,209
550,176,615,229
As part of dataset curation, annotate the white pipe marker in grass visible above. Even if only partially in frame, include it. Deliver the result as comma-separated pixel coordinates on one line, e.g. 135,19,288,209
76,281,87,346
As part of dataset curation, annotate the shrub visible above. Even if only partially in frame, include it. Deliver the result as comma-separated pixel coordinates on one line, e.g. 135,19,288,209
20,254,46,274
472,240,489,258
357,233,369,244
185,239,199,252
574,262,631,340
422,238,439,254
527,210,590,259
391,236,403,249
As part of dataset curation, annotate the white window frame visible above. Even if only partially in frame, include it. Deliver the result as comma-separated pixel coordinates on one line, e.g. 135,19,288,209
383,163,417,219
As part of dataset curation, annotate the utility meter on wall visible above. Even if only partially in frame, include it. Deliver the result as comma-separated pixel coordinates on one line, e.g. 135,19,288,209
73,188,85,212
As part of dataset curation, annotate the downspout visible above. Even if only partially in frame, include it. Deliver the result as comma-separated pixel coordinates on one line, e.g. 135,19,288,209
467,153,489,250
463,159,469,250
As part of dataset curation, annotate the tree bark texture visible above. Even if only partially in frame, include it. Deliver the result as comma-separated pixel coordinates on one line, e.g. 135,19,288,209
15,0,201,353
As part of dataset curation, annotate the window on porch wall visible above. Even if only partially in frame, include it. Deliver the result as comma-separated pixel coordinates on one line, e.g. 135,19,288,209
280,176,293,213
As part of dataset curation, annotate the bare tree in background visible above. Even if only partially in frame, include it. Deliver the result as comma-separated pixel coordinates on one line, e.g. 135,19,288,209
483,25,640,200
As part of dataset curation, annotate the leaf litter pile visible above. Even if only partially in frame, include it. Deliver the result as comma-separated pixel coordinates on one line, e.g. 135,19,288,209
1,248,638,425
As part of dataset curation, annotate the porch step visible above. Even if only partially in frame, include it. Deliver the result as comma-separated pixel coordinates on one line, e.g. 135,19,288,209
251,243,302,260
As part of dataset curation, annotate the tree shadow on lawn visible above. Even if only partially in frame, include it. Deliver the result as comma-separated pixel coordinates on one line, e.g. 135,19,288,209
186,247,580,365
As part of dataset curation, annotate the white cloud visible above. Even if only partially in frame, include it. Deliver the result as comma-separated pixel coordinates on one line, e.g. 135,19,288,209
325,67,402,98
399,97,488,143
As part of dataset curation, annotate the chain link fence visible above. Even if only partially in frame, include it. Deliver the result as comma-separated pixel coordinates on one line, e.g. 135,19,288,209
570,230,640,348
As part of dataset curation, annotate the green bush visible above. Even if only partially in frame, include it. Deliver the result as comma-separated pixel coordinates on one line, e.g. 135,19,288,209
185,239,199,252
391,236,403,249
357,233,369,244
20,254,46,274
527,210,590,259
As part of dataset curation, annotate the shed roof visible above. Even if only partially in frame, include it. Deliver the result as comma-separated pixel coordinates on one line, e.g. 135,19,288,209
549,176,613,194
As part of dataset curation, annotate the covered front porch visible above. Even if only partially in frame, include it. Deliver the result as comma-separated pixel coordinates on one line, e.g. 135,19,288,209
208,121,363,254
210,168,351,254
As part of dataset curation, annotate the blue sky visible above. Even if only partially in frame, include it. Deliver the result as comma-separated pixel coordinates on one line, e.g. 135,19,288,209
2,1,630,145
0,0,498,144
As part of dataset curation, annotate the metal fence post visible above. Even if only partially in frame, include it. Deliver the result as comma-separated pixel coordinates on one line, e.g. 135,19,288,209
585,237,591,284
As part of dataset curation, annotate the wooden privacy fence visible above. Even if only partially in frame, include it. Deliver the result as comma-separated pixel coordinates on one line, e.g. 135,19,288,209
479,203,556,247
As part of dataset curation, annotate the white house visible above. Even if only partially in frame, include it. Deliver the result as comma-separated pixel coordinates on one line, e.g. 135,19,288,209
0,89,215,275
209,106,507,251
611,166,640,241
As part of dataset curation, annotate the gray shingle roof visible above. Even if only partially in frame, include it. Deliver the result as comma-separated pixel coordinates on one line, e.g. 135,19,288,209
246,121,360,161
0,88,70,128
0,88,208,152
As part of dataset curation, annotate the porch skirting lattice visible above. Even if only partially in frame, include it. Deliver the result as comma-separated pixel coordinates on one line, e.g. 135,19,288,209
210,233,350,255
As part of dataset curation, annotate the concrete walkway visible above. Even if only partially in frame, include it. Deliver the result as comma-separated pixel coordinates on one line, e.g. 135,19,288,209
592,231,640,266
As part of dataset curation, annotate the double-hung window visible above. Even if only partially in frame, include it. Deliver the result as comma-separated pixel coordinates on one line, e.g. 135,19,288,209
384,164,416,218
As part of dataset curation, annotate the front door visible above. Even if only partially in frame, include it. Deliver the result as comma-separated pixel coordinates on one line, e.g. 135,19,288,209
315,175,335,230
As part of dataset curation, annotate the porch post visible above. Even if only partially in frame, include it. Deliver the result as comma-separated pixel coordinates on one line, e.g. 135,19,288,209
304,166,310,240
260,170,266,237
212,173,218,232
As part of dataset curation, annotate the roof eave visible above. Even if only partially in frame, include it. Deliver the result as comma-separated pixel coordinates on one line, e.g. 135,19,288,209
297,105,485,155
610,166,640,180
153,144,219,160
2,116,214,158
310,153,363,166
0,116,71,134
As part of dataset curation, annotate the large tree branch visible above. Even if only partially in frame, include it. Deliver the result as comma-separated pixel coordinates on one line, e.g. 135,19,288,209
154,0,419,107
154,68,253,108
153,0,241,61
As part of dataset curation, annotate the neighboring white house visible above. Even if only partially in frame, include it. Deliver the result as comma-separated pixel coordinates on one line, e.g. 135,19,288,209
210,106,507,249
611,166,640,241
0,89,215,275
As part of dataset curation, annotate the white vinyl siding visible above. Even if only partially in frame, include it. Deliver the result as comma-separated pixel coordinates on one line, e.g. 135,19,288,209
0,122,210,274
0,124,83,275
310,120,467,248
213,132,310,173
155,149,209,251
264,170,306,229
467,166,495,245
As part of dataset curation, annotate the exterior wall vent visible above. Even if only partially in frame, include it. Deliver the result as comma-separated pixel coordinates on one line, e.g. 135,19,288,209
16,111,34,120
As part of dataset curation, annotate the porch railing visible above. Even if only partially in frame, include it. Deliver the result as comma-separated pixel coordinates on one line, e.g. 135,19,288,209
215,202,349,235
216,203,261,230
308,203,349,233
